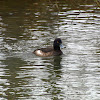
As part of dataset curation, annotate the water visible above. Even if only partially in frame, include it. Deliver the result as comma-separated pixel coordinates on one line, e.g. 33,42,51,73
0,0,100,100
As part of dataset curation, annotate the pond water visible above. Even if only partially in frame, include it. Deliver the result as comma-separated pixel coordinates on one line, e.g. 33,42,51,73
0,0,100,100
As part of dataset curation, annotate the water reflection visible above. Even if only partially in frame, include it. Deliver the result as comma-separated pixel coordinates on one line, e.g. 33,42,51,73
0,55,63,99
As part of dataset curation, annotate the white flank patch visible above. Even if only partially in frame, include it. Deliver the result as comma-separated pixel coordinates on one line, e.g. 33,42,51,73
36,50,42,55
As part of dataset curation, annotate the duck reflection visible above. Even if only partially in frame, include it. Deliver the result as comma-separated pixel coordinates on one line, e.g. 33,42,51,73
42,56,63,100
53,56,62,69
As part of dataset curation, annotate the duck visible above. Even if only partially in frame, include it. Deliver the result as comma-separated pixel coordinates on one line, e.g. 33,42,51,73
33,38,64,57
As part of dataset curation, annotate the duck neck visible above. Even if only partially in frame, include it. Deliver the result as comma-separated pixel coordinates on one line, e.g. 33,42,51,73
54,45,60,50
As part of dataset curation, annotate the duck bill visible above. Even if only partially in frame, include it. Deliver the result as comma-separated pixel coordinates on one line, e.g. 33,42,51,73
60,44,65,49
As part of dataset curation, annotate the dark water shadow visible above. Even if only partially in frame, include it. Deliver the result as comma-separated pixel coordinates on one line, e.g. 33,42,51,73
1,57,32,99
